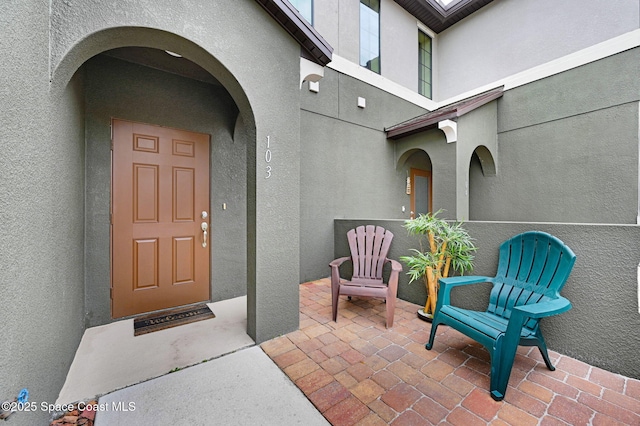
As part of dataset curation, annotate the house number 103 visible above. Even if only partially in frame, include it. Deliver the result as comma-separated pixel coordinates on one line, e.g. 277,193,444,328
265,136,272,179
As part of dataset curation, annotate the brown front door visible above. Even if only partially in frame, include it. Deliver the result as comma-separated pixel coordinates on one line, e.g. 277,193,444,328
111,119,210,318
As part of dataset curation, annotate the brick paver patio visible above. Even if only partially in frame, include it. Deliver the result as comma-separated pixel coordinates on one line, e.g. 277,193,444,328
261,278,640,425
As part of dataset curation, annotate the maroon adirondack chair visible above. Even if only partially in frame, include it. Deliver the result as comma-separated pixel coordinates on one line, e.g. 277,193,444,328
330,225,402,328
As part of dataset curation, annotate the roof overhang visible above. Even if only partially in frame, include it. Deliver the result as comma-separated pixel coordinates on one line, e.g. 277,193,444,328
394,0,494,33
255,0,333,66
385,86,503,140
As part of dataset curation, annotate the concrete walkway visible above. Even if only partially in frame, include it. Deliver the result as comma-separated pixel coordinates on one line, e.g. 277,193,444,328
56,294,328,425
95,346,329,425
57,296,254,405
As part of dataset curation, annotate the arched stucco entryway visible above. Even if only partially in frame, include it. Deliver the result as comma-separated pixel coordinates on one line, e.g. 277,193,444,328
50,27,256,333
393,129,457,218
397,148,433,217
49,3,306,343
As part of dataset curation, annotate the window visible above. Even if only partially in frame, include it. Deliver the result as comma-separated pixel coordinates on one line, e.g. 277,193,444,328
289,0,313,25
360,0,380,73
419,30,432,98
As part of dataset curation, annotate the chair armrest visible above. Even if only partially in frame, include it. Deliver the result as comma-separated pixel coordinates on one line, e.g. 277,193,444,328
386,258,402,272
330,257,351,288
512,296,572,319
439,276,494,287
385,258,402,296
501,296,573,373
436,276,494,309
329,257,351,268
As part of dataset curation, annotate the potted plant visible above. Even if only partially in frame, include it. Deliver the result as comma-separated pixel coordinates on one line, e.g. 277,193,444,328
400,211,476,321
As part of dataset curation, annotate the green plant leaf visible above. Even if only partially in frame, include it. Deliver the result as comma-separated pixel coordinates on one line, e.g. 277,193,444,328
401,211,476,278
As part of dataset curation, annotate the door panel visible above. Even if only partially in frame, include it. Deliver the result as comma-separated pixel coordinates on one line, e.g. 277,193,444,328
112,119,210,318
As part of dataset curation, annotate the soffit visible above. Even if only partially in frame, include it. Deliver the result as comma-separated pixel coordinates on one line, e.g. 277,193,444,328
394,0,494,33
255,0,333,66
102,48,221,86
385,86,503,139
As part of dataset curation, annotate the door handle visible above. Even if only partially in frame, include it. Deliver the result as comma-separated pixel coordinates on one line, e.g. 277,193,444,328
201,222,208,248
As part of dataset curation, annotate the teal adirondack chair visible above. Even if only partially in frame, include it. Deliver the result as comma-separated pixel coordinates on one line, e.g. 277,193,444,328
426,231,576,401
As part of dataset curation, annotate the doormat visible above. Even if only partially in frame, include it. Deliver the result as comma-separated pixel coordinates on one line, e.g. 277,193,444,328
133,304,215,336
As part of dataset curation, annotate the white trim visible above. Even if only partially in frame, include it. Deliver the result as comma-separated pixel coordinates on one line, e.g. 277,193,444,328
326,54,439,110
417,21,436,39
300,57,325,89
326,29,640,112
438,119,457,143
417,21,438,101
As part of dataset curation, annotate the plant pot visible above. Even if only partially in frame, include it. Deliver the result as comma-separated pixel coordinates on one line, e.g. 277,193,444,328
416,308,433,322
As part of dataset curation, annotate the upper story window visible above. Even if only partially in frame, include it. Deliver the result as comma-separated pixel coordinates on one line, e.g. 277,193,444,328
289,0,313,25
418,30,432,99
360,0,380,73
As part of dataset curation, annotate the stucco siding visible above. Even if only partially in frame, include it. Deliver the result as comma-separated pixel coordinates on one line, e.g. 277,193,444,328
469,49,640,224
0,2,86,422
380,0,420,91
299,69,427,282
437,0,640,100
314,0,422,97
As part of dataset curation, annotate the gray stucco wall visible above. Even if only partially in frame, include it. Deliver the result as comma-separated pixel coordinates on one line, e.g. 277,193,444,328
0,2,86,423
299,69,428,282
83,54,246,326
470,48,640,224
456,101,498,221
335,219,640,380
437,0,640,99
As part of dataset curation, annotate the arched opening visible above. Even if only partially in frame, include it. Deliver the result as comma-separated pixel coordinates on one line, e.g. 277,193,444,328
50,28,256,328
469,144,497,220
398,149,433,218
51,27,264,403
472,145,496,177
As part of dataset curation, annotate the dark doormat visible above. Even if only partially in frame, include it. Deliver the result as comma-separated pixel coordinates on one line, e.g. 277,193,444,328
133,304,215,336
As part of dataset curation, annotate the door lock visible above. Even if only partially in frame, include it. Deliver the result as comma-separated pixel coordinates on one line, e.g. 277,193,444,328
201,222,208,248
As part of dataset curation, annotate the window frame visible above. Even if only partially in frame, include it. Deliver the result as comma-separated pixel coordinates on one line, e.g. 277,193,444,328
418,30,433,99
417,23,436,100
359,0,381,74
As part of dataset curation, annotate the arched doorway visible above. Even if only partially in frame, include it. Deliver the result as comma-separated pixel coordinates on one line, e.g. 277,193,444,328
50,29,256,328
400,149,433,219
